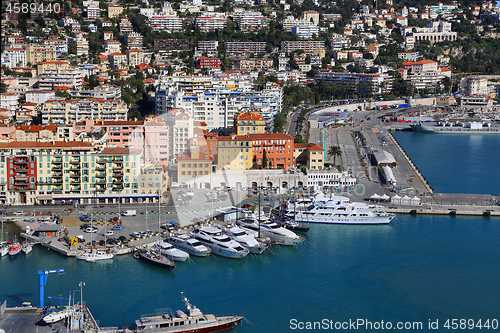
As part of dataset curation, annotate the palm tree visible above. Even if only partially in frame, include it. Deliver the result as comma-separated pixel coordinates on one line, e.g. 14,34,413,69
328,145,342,165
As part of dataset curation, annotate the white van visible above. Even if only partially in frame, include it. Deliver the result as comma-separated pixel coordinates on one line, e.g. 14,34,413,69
122,210,136,216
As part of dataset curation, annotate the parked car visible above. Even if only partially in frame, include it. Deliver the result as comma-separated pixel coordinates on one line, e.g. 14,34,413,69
80,215,90,221
85,227,98,233
104,230,114,236
107,238,117,245
99,240,106,246
111,225,124,230
76,235,85,243
13,211,25,215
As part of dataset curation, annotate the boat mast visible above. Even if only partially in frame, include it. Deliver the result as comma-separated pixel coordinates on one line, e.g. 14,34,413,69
258,184,261,238
293,159,297,222
158,186,161,243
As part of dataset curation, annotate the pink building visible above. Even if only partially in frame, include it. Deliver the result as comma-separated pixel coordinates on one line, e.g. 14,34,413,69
403,60,438,73
73,117,169,166
0,123,15,141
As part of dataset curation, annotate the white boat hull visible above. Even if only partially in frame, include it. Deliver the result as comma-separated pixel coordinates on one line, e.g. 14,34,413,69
294,214,395,224
22,244,32,254
76,251,114,262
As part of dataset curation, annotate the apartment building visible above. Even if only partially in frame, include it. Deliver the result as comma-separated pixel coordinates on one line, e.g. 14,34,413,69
281,41,325,54
14,125,59,142
69,85,121,100
166,108,194,161
69,36,90,56
87,3,100,18
291,25,319,39
281,16,310,32
302,10,320,25
234,111,266,135
315,71,392,95
41,98,127,124
119,18,133,33
125,32,144,50
195,13,227,31
25,44,57,65
198,41,219,52
229,58,273,70
44,38,68,55
1,48,26,69
233,11,267,31
217,134,253,170
0,93,19,118
156,88,282,130
154,39,190,52
137,165,168,198
224,42,266,55
125,49,144,68
37,68,84,89
176,149,214,187
107,4,124,18
74,117,169,165
36,61,70,75
150,15,183,32
248,133,294,170
102,40,121,56
294,143,324,170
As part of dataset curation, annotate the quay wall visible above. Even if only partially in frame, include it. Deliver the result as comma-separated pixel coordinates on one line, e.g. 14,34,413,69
387,132,435,195
387,208,500,216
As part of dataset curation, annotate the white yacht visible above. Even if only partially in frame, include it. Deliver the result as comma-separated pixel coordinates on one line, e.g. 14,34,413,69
193,226,249,259
43,306,75,324
76,249,114,262
237,219,304,246
222,225,268,254
168,234,212,257
292,197,395,224
21,243,32,254
0,242,9,257
151,241,190,262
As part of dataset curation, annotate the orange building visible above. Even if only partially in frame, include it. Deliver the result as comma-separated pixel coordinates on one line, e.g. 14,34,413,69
248,133,294,170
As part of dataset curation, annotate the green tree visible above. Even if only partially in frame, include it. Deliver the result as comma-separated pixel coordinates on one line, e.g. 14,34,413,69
328,145,342,165
294,135,305,143
0,82,7,93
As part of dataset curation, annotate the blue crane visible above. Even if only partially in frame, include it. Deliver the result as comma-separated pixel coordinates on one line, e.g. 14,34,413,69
38,269,65,308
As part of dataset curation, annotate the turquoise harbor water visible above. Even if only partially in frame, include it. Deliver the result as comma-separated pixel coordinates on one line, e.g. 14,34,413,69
1,134,500,332
391,131,500,195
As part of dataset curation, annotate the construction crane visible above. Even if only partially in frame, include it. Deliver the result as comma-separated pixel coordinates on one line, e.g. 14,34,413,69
38,269,65,308
449,72,481,94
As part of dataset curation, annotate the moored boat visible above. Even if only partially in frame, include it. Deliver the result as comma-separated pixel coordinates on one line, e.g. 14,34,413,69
167,234,212,257
43,306,74,324
136,248,176,270
76,249,114,262
237,219,304,246
9,237,21,256
151,241,189,262
21,243,32,254
222,225,268,254
134,292,243,333
193,226,249,259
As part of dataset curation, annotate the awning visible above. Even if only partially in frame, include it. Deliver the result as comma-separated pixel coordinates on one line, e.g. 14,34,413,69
38,195,53,200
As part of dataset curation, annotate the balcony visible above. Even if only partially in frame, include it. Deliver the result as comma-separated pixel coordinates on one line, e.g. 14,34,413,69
97,159,108,164
113,172,123,177
70,159,80,164
96,187,106,192
53,157,62,162
96,179,106,185
112,166,123,172
13,167,28,172
70,166,81,171
70,173,80,178
52,179,63,184
52,165,63,171
96,165,106,171
14,176,29,181
113,179,123,184
53,190,63,194
113,157,123,162
112,186,123,191
14,159,28,165
52,172,62,177
70,179,80,184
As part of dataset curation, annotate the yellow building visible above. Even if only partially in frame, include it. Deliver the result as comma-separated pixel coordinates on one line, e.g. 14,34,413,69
25,45,57,65
233,111,266,135
107,4,124,18
36,61,70,75
176,147,214,188
137,165,168,203
217,134,253,170
14,125,59,142
294,143,325,170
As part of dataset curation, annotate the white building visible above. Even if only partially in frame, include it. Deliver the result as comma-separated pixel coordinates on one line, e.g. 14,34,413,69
166,108,194,160
233,11,267,31
1,48,26,69
195,13,227,31
0,93,19,117
150,15,183,32
401,21,457,42
291,25,319,39
37,68,84,89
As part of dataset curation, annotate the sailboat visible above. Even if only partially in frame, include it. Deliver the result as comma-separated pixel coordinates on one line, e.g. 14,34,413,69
135,194,176,269
22,226,32,254
1,215,9,256
76,194,114,262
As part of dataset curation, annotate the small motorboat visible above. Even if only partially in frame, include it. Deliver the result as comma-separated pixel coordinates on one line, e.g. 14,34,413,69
9,238,21,256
